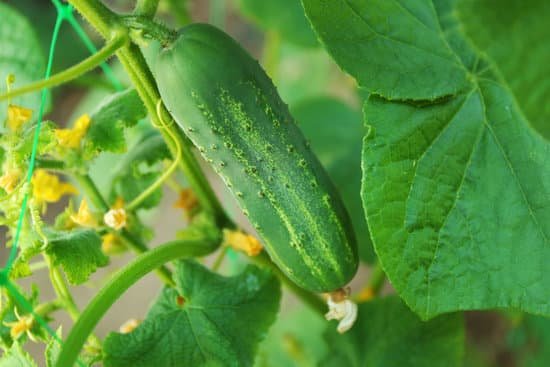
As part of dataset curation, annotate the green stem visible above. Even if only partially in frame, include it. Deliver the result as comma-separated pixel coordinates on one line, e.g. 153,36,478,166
126,101,181,211
367,262,386,296
209,0,226,29
0,34,127,102
211,246,228,271
73,174,109,212
55,234,219,367
35,159,66,171
120,229,174,285
68,0,119,36
45,256,80,321
254,252,326,315
262,31,281,82
134,0,160,18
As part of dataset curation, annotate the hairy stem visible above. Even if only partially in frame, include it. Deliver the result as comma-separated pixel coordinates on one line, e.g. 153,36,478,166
0,33,126,102
55,234,219,367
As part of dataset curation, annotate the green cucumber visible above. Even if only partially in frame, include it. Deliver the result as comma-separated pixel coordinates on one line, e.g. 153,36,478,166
155,23,357,292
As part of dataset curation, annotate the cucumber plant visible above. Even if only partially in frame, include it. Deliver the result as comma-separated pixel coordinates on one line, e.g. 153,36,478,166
0,0,548,366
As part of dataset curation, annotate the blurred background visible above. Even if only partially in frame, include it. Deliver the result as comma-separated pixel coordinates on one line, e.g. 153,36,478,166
0,0,548,366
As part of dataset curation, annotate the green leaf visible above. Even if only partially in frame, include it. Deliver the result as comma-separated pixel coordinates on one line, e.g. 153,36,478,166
84,89,146,156
45,229,109,285
293,96,374,263
0,2,47,130
356,0,550,319
45,328,62,367
457,0,550,140
0,341,37,367
237,0,317,47
255,304,327,367
103,260,281,367
321,296,464,367
301,0,469,100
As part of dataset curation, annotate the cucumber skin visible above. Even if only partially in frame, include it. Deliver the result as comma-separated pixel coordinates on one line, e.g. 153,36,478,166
156,23,358,292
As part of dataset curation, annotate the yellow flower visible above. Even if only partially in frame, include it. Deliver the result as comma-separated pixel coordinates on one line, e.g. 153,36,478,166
54,114,91,148
7,105,32,131
70,199,97,227
356,286,374,303
223,229,263,256
3,308,36,341
0,168,21,193
101,232,126,254
104,208,127,230
174,188,198,212
32,169,78,203
119,318,140,334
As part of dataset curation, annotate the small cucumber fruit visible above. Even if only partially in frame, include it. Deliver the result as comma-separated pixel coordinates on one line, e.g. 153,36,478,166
155,23,358,292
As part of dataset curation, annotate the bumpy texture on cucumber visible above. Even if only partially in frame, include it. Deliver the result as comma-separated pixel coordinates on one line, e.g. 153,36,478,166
156,23,358,292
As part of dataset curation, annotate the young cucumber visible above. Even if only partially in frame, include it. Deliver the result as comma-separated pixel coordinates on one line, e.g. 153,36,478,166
155,23,358,292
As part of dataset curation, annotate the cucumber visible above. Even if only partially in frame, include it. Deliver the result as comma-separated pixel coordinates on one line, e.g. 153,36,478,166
155,23,358,292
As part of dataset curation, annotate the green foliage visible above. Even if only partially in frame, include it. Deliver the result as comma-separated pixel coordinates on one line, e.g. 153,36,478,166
304,0,550,318
84,88,146,156
457,0,550,139
103,260,281,367
0,341,37,367
45,328,62,367
301,0,468,100
321,296,464,367
293,96,374,263
45,229,109,285
255,305,327,367
0,2,47,128
236,0,317,47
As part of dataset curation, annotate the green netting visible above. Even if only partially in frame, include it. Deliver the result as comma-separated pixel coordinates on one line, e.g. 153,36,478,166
0,1,121,363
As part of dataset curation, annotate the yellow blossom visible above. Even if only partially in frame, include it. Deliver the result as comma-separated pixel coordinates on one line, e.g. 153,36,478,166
104,208,127,230
7,105,32,131
223,229,263,256
3,308,35,341
119,318,140,334
32,170,77,203
101,233,126,254
356,287,374,303
54,114,91,148
0,168,21,193
70,199,97,227
174,188,198,213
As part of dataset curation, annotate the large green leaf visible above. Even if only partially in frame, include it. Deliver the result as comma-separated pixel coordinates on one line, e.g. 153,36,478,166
321,296,464,367
45,229,109,285
103,260,281,367
301,0,469,100
292,96,374,263
305,0,550,319
457,0,550,140
237,0,317,47
0,2,47,129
